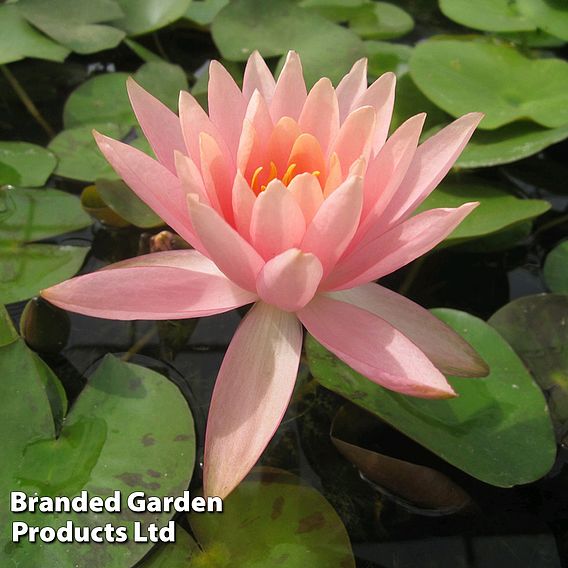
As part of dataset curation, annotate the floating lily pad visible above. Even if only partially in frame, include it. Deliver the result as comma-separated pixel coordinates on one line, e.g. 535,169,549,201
135,62,188,112
185,0,230,25
409,38,568,129
439,0,536,32
417,179,550,245
331,404,473,515
306,309,556,487
489,294,568,443
17,0,125,54
113,0,192,36
139,526,199,567
299,0,369,22
544,241,568,293
189,468,355,567
0,4,69,65
517,0,568,41
350,1,414,39
211,0,365,85
0,142,57,187
365,41,413,79
49,123,151,182
0,350,196,568
0,243,88,304
0,186,91,243
457,121,568,168
96,178,163,228
0,305,19,347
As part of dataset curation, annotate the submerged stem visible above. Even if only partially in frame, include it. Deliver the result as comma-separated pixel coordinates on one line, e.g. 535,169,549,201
1,65,56,138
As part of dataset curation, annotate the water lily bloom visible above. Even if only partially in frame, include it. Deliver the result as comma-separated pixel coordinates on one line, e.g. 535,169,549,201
43,51,488,499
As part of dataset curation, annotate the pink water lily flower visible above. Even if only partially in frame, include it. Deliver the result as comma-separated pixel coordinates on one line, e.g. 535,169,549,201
43,51,488,499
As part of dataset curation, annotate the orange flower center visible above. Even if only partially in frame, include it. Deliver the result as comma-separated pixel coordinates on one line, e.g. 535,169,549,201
250,161,321,193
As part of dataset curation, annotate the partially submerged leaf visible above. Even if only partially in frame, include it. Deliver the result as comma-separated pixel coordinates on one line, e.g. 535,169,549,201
0,142,57,188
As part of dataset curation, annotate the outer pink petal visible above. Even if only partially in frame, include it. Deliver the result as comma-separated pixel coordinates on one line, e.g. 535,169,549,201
380,113,483,229
179,90,231,166
256,249,323,312
299,78,339,155
335,58,368,122
174,150,212,208
250,180,306,260
331,283,489,377
327,203,478,290
41,250,257,320
232,171,256,240
187,197,264,292
243,50,276,104
93,132,197,247
208,60,246,157
298,295,455,398
301,175,363,275
204,302,302,498
126,78,186,174
331,106,376,172
287,172,324,224
270,51,307,122
199,132,234,223
354,72,396,155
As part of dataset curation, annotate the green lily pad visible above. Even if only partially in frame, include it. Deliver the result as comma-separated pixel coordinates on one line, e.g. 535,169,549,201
185,0,229,25
211,0,365,86
416,179,551,245
365,41,413,79
456,121,568,168
189,468,355,567
350,1,414,40
113,0,192,36
0,352,196,568
95,178,163,228
409,37,568,129
517,0,568,41
439,0,536,32
0,305,19,347
17,0,125,54
0,142,57,187
48,123,151,182
0,243,88,304
63,63,187,129
544,241,568,294
305,309,556,487
0,186,90,243
299,0,369,22
0,4,69,65
489,294,568,442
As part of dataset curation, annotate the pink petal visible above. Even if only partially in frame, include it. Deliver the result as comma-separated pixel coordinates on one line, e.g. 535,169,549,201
204,302,302,498
355,72,396,155
179,90,231,166
331,106,376,172
208,60,246,156
243,50,276,104
287,132,327,181
256,249,323,312
298,295,455,398
267,117,302,173
187,197,264,292
199,132,234,223
287,172,324,224
250,180,306,260
380,113,483,228
270,51,307,122
299,78,339,155
232,171,256,240
93,131,197,247
301,175,363,275
335,58,368,122
42,250,257,320
126,78,186,174
174,150,212,208
327,203,478,290
331,283,489,377
323,152,343,197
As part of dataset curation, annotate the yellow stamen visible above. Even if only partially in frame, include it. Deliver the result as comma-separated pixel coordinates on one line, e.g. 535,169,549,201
281,163,297,186
251,166,263,191
268,161,278,182
312,170,321,177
